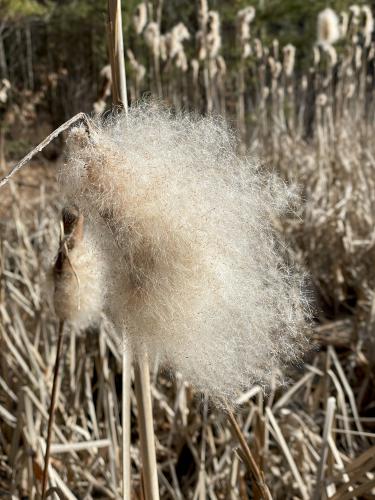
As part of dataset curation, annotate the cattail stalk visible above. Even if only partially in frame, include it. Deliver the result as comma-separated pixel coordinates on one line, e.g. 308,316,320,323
107,0,128,110
226,407,272,500
236,8,255,152
0,124,5,172
198,0,213,113
109,3,159,499
41,321,65,500
144,22,163,98
107,2,132,499
134,351,160,500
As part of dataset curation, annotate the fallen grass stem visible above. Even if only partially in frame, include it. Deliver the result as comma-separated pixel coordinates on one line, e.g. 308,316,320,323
226,406,272,500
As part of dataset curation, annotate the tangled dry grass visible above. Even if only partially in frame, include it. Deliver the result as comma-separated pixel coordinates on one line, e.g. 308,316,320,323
0,170,374,499
1,3,375,500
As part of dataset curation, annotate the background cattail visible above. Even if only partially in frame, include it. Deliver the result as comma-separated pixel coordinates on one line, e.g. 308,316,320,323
93,65,112,115
237,6,256,59
206,11,221,59
339,11,349,37
165,23,190,62
283,43,296,76
0,79,11,104
60,103,308,404
127,50,146,100
133,2,147,35
144,22,160,58
317,8,340,46
362,5,374,47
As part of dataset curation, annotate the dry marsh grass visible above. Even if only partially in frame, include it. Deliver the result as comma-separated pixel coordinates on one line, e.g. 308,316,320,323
1,3,375,500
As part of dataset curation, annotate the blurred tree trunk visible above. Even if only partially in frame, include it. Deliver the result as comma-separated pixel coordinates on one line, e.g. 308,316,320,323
0,124,6,172
25,23,34,91
0,25,8,80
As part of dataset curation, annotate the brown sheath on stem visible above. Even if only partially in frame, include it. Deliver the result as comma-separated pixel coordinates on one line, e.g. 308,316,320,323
107,0,128,110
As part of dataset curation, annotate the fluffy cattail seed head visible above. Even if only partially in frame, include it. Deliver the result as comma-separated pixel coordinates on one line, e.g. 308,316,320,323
144,22,160,57
127,50,146,85
316,93,328,107
313,45,321,65
283,44,296,76
216,55,227,76
269,57,282,79
362,6,374,47
166,23,190,60
175,49,188,72
61,104,309,404
198,0,208,27
53,207,106,327
0,79,11,104
324,44,338,66
254,38,263,59
237,7,256,58
340,11,349,37
172,22,190,43
191,58,199,83
272,39,279,59
317,8,340,46
206,11,221,58
133,3,147,35
196,30,206,60
159,35,167,61
368,42,375,60
355,45,363,68
350,5,361,20
301,75,308,91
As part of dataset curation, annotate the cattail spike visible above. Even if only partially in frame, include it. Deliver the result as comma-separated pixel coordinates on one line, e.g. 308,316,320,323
60,103,309,405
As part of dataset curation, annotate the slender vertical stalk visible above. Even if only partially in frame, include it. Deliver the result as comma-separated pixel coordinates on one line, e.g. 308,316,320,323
156,0,163,29
313,397,336,500
237,59,246,154
107,3,131,499
107,0,128,110
122,349,132,500
25,23,34,91
41,321,65,500
226,406,272,500
198,0,212,114
0,124,6,172
134,350,160,500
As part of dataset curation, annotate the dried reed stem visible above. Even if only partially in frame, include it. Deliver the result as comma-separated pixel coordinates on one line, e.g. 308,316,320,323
122,349,132,499
107,3,132,498
226,407,272,500
313,396,336,500
134,351,160,500
107,0,128,110
108,4,159,498
0,112,89,189
41,320,65,500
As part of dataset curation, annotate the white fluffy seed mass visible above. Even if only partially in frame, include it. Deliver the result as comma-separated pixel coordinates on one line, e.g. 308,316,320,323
53,230,107,328
60,104,308,403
